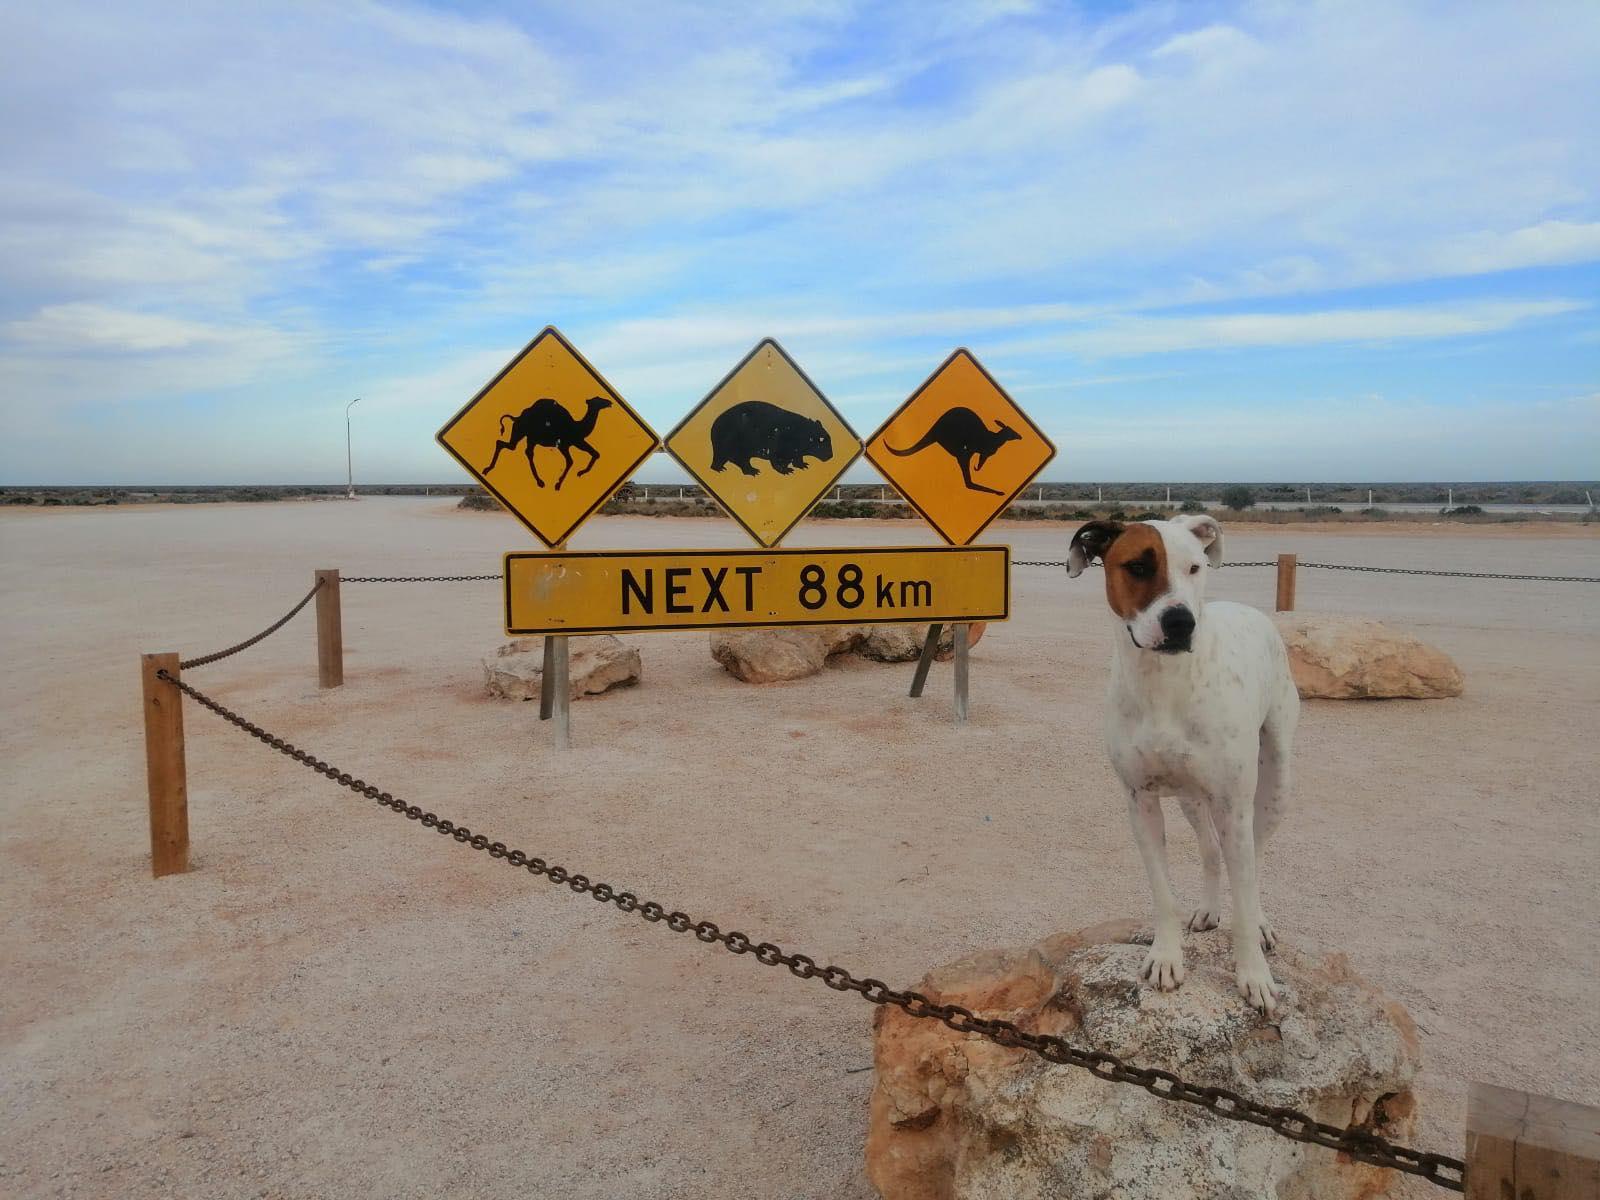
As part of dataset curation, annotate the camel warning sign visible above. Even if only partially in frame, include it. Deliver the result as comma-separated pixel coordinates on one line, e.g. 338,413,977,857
864,348,1054,546
436,327,659,547
664,339,861,547
504,545,1008,635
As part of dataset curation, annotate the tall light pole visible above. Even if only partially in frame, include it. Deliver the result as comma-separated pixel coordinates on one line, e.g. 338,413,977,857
345,398,359,499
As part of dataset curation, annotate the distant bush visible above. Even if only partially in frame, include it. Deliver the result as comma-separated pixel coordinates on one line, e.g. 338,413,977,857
1300,505,1343,516
1359,507,1391,520
1443,504,1484,516
1178,499,1207,513
1220,486,1256,511
1132,510,1164,521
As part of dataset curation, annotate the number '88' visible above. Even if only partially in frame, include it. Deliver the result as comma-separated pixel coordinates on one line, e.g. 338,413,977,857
798,563,864,610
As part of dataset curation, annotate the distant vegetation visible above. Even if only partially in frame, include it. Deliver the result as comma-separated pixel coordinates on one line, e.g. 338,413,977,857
7,480,1595,526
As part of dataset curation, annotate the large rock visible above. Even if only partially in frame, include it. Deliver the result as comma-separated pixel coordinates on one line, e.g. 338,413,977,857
709,626,859,683
482,636,640,701
712,624,987,681
867,920,1421,1200
1274,615,1464,699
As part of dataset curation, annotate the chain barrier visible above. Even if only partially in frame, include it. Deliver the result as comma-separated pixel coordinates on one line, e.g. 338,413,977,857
178,579,325,671
1013,560,1278,569
342,574,500,583
157,668,1465,1191
1300,562,1599,583
338,563,1593,582
1013,558,1592,580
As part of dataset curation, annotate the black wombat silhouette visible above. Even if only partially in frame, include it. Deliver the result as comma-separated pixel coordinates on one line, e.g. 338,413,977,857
483,396,612,491
709,400,833,476
884,406,1021,495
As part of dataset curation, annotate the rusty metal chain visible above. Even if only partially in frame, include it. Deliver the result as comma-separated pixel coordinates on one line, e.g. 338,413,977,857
158,670,1465,1191
342,574,499,583
1017,558,1593,580
1300,562,1599,583
1013,560,1277,569
179,579,325,670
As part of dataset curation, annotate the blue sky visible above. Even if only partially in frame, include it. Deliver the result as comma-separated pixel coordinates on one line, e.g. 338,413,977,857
1,0,1596,484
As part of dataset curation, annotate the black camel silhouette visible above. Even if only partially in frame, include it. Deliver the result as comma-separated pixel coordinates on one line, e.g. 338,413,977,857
483,396,611,491
884,406,1021,495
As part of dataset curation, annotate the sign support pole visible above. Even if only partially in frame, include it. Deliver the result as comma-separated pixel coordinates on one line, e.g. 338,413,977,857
551,637,571,750
953,622,970,724
908,624,943,698
538,541,572,750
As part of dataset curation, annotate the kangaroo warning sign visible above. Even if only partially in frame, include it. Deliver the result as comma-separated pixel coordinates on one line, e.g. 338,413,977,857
436,327,659,547
865,349,1055,546
504,546,1008,635
664,339,861,547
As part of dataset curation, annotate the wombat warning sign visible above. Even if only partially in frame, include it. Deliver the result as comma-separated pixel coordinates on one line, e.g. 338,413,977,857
665,339,862,547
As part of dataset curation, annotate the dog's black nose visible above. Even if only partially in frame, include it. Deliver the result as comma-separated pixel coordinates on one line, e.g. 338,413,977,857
1160,605,1196,646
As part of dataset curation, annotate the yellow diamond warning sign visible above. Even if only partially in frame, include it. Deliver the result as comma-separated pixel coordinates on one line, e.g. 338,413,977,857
865,348,1055,546
665,339,861,547
436,327,659,547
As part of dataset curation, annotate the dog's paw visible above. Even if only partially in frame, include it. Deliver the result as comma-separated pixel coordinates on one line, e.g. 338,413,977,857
1186,906,1222,933
1140,945,1186,991
1235,959,1280,1015
1258,921,1278,954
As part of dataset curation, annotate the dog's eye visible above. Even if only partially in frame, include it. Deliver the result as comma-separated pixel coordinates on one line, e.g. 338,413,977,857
1124,561,1153,580
1189,564,1201,575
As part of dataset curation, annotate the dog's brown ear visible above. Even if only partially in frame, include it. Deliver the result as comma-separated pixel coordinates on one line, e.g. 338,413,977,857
1067,520,1125,577
1173,514,1223,567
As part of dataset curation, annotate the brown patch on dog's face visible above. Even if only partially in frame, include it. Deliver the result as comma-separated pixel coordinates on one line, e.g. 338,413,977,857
1101,523,1168,620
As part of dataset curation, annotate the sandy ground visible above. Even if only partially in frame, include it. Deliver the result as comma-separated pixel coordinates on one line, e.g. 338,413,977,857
2,498,1596,1199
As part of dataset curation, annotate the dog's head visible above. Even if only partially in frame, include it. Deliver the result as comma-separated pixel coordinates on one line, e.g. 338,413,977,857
1067,515,1223,654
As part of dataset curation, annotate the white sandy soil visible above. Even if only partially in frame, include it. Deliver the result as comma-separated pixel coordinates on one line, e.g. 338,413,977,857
2,499,1596,1199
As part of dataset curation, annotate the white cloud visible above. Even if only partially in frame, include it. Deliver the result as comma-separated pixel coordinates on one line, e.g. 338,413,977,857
7,302,292,355
1,1,1597,480
1049,299,1589,358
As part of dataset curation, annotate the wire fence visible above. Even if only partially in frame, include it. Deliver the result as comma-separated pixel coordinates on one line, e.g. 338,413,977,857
158,666,1467,1191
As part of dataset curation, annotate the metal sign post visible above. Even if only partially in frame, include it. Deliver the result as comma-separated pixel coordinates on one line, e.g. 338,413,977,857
907,623,943,699
953,623,970,724
538,541,571,749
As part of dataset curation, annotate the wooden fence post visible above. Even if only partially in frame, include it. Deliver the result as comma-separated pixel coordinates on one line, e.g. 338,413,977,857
315,568,343,688
1275,553,1297,612
141,652,188,878
1465,1081,1599,1198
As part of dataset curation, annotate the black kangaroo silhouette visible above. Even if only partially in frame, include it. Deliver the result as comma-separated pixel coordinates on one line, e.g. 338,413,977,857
483,396,611,491
884,406,1021,495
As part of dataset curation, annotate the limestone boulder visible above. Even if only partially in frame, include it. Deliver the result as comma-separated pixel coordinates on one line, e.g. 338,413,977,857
867,920,1421,1200
713,623,989,680
709,626,859,683
856,622,988,663
482,636,640,701
1274,615,1464,699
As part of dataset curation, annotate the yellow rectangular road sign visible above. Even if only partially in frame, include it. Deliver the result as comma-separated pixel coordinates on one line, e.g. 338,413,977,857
505,546,1009,636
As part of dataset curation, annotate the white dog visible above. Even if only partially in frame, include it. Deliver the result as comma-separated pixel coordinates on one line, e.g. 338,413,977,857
1067,516,1300,1012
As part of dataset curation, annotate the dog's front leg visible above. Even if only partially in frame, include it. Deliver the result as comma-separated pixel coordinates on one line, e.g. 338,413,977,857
1127,789,1185,990
1214,797,1280,1013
